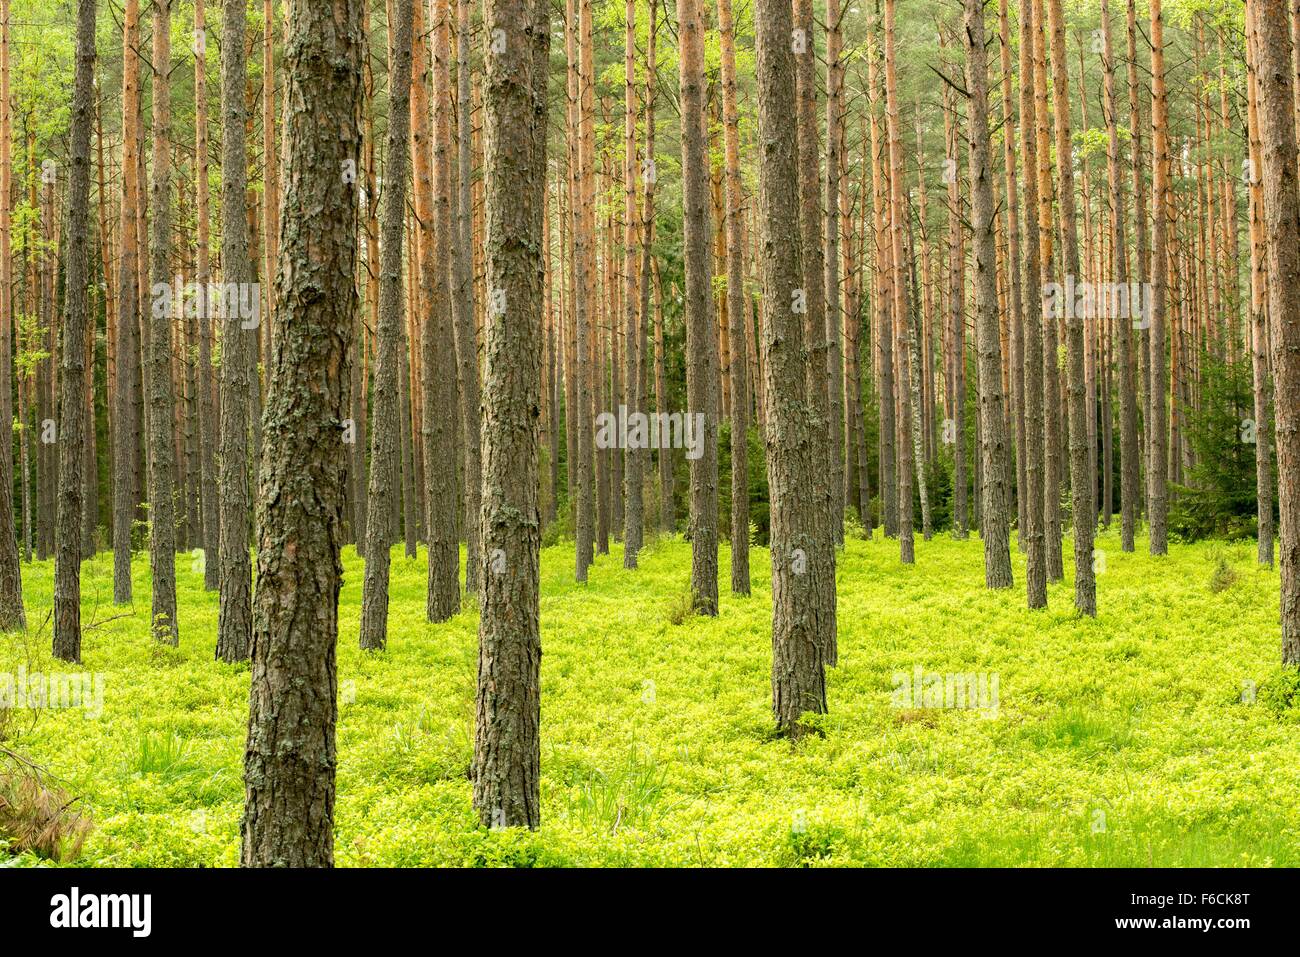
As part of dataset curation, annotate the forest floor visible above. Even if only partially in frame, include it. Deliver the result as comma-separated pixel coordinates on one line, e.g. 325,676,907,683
2,528,1298,866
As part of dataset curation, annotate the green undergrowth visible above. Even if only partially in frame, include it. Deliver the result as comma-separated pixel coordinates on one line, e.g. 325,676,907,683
1,529,1296,867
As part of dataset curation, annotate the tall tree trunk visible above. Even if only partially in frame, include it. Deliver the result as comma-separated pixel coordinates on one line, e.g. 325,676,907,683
1252,0,1300,663
149,0,180,645
574,0,596,580
1147,0,1171,555
113,0,142,606
195,0,219,589
793,0,839,657
216,0,254,663
886,0,916,564
447,0,481,595
823,0,845,545
241,0,362,868
454,0,480,590
1046,0,1097,615
754,0,827,739
718,0,748,592
473,0,550,828
623,0,646,569
1246,10,1275,567
418,0,461,621
1018,0,1048,609
679,0,720,615
964,0,1013,589
0,0,24,631
358,0,412,652
1102,0,1138,554
53,0,97,660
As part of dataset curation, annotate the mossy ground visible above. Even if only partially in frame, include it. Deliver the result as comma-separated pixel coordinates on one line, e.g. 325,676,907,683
2,529,1297,866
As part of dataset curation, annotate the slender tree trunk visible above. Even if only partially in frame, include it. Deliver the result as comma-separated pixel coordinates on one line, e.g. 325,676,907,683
418,0,461,621
679,0,720,615
148,0,179,645
1148,0,1171,555
358,0,412,652
623,0,646,569
1018,0,1048,609
216,0,254,663
574,0,596,580
473,0,549,828
113,0,142,606
964,0,1013,589
718,0,748,593
241,0,362,868
0,0,24,631
1246,11,1275,567
886,0,916,564
1046,0,1097,614
823,0,845,545
53,0,97,660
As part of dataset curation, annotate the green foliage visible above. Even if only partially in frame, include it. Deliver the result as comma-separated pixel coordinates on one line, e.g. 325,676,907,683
0,532,1294,866
1170,349,1266,542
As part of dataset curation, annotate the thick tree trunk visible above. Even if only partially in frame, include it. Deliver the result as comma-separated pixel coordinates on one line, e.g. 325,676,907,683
241,0,362,868
473,0,549,828
754,0,828,739
53,0,97,660
1251,0,1300,663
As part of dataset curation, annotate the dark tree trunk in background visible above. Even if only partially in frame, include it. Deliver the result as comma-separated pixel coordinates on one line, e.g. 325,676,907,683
216,0,253,663
754,0,828,738
445,0,481,596
53,0,96,661
195,0,220,590
1101,0,1138,554
1018,0,1047,609
358,0,412,652
678,0,719,615
241,0,362,868
718,0,748,593
473,0,549,829
148,0,179,645
622,0,645,570
0,1,23,633
1147,0,1171,556
964,0,1013,590
1252,0,1300,664
113,0,141,607
454,0,479,589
